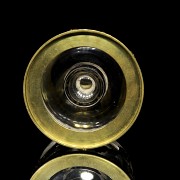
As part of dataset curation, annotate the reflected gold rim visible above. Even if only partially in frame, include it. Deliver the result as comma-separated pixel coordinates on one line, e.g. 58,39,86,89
30,153,130,180
23,29,144,149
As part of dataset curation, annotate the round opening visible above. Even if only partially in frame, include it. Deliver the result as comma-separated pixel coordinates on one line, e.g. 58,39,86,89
41,46,126,131
78,76,93,90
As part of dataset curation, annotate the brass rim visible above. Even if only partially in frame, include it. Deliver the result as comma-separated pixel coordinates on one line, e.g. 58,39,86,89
23,29,144,149
30,154,130,180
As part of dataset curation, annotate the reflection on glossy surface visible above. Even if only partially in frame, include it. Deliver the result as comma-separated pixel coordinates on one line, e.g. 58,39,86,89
34,141,134,180
50,166,111,180
31,143,132,180
81,171,94,180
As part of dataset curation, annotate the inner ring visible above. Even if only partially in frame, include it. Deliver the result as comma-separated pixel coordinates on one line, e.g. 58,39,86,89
64,62,108,108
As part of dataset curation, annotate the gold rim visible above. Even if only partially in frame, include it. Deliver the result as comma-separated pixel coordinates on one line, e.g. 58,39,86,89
30,153,130,180
23,29,144,149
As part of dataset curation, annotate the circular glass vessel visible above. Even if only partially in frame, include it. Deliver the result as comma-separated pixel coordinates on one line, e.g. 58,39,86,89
23,29,144,149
